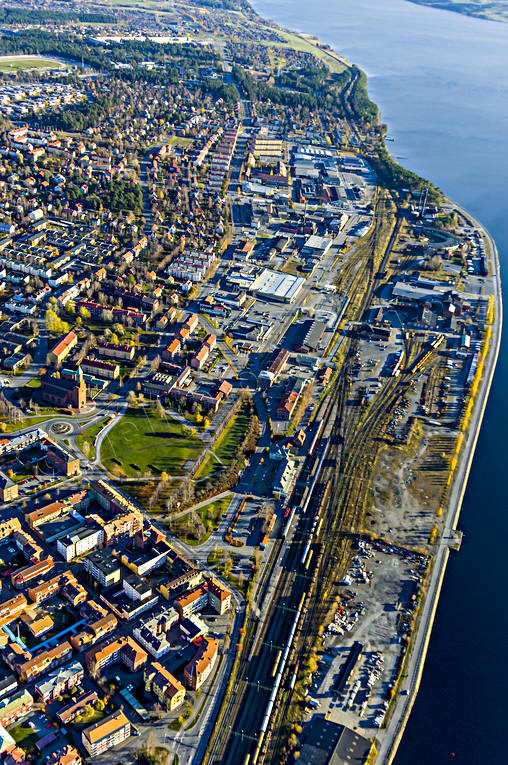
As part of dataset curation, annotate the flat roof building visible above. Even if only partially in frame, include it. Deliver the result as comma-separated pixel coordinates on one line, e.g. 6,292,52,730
251,268,305,303
84,549,121,587
298,719,372,765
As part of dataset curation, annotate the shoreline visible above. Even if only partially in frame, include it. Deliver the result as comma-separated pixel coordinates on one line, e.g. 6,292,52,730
381,206,502,763
246,5,502,761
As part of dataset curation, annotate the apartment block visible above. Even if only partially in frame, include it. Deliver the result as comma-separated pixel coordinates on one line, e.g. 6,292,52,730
144,662,185,711
27,570,79,604
57,525,103,561
16,641,72,682
0,472,18,503
133,608,179,659
97,342,134,361
81,357,119,380
70,614,117,651
26,491,87,530
0,689,33,727
175,578,232,619
57,690,98,725
0,594,27,628
46,442,80,476
34,660,83,703
84,549,121,587
10,557,54,589
47,330,77,366
85,636,147,674
81,709,130,757
183,636,219,690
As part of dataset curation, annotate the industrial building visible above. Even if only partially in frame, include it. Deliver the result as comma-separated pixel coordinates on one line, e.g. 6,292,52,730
251,269,305,303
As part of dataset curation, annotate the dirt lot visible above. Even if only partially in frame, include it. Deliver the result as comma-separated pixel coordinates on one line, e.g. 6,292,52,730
306,540,427,734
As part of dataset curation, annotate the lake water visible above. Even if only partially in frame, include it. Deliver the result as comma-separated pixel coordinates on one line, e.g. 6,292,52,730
250,0,508,761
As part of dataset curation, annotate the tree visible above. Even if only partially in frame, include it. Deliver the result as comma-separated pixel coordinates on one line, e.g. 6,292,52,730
145,730,157,756
155,399,165,420
45,309,70,335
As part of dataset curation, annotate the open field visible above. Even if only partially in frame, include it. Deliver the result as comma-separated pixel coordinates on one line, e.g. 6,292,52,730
94,0,176,10
257,31,347,74
0,55,68,72
76,416,110,460
10,724,37,753
101,407,203,477
168,135,194,148
0,413,70,434
196,402,252,479
173,495,232,545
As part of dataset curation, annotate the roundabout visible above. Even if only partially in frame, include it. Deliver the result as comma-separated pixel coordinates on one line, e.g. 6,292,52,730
47,421,74,437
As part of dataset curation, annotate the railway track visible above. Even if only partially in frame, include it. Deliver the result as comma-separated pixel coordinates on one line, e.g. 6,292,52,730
203,167,408,765
265,338,441,761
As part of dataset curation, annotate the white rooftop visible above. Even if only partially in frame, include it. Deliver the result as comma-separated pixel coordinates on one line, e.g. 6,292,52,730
251,269,305,302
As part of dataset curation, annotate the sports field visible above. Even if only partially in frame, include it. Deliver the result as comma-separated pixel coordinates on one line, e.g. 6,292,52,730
0,55,68,73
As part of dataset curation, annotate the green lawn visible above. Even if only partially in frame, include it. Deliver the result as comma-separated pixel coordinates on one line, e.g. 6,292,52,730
0,56,66,72
168,136,194,148
10,724,38,752
215,406,251,463
196,403,252,479
176,495,232,545
0,413,69,434
258,32,347,74
196,453,222,479
76,416,110,461
72,706,106,730
101,407,203,477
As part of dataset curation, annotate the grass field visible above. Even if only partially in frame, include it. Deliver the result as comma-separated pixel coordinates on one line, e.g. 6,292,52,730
176,495,232,545
73,707,106,728
196,403,251,479
10,724,38,753
0,413,70,434
258,32,347,74
76,416,110,461
0,56,67,72
169,135,194,148
101,407,203,477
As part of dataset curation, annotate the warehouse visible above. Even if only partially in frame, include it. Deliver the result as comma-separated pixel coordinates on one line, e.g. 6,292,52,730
299,719,371,764
295,320,327,353
251,269,304,303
